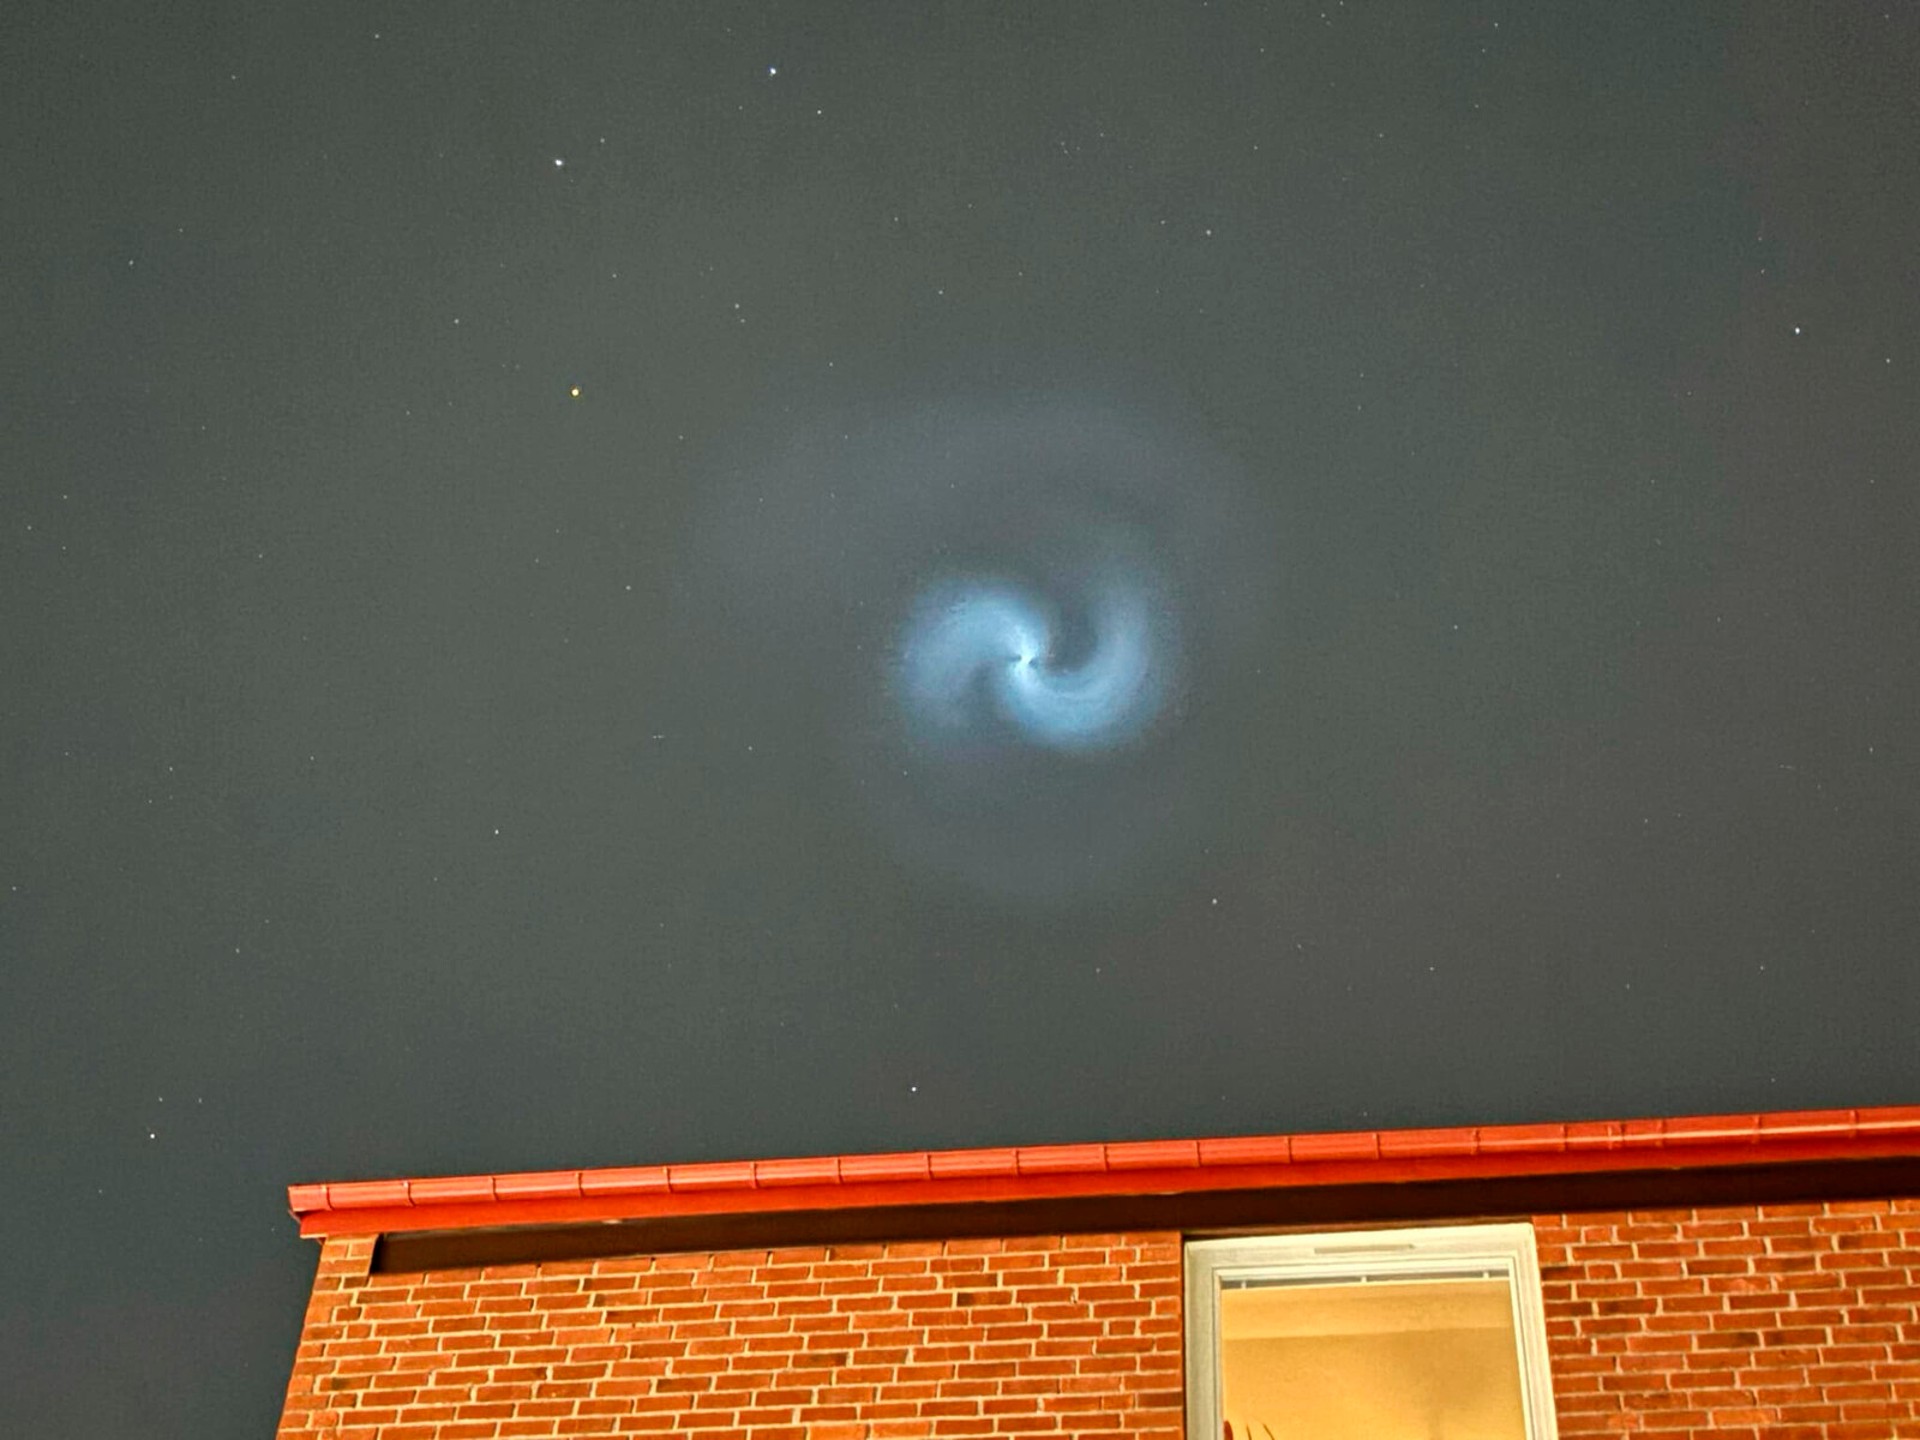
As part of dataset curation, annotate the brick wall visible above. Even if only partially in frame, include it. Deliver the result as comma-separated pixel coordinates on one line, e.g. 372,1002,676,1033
275,1233,1185,1439
1537,1198,1920,1438
277,1200,1919,1440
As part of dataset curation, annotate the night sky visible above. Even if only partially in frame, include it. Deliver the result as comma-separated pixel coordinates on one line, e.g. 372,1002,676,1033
4,3,1918,1433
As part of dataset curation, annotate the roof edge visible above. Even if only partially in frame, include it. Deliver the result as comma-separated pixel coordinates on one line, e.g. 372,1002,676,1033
288,1105,1920,1240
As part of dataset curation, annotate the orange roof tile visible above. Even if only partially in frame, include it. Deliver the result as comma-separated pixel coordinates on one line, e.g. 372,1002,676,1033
288,1104,1920,1239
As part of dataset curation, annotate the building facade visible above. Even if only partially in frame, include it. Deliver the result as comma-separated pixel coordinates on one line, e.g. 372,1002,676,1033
277,1107,1920,1439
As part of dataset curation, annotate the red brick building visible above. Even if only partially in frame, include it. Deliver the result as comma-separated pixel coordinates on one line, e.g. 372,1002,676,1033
277,1106,1920,1440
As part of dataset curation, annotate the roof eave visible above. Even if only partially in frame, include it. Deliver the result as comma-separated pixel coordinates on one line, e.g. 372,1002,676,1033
288,1105,1920,1240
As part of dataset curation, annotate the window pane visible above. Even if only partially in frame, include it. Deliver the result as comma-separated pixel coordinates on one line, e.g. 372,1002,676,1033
1219,1275,1527,1440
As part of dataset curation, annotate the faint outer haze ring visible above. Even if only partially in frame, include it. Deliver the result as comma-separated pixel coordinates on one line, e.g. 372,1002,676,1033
691,392,1288,905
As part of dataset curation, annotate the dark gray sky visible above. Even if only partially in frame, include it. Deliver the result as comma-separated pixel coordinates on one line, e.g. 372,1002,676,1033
3,2,1916,1433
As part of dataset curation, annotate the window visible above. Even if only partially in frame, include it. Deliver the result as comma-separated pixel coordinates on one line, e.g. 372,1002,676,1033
1185,1222,1558,1440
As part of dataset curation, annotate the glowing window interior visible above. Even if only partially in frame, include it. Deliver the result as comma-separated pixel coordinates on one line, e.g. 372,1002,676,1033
1218,1269,1528,1440
1188,1224,1557,1440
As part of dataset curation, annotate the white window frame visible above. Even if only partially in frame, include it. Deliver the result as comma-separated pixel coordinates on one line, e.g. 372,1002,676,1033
1185,1222,1559,1440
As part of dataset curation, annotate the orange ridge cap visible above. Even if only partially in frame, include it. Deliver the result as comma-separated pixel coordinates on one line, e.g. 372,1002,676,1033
287,1103,1920,1239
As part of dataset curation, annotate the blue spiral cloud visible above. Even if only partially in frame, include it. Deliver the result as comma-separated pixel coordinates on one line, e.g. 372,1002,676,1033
687,392,1283,902
897,574,1171,753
